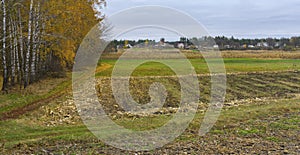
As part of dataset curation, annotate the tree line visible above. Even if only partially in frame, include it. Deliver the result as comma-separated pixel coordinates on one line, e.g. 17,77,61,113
107,36,300,52
182,36,300,50
0,0,105,91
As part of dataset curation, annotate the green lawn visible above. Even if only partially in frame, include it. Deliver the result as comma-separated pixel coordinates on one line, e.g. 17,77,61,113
96,58,300,77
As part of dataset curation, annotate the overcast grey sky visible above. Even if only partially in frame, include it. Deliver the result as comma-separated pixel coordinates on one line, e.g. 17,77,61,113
103,0,300,40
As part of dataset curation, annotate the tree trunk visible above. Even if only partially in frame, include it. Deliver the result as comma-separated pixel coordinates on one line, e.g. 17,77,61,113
30,1,41,83
18,7,24,87
24,0,33,88
9,17,16,86
13,18,20,84
1,0,8,91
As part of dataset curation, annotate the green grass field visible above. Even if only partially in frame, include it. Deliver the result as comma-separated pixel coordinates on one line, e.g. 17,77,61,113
0,53,299,154
96,58,300,77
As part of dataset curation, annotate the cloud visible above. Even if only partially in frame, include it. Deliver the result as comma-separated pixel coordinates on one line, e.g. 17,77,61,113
104,0,300,38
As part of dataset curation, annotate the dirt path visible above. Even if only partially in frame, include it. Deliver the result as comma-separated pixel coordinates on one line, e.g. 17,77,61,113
0,63,112,121
0,88,69,121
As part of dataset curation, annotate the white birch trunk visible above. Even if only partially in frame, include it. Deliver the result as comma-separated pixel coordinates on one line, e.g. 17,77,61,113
1,0,8,91
24,0,33,88
31,2,41,82
13,19,20,83
18,7,24,85
9,17,16,85
12,17,20,84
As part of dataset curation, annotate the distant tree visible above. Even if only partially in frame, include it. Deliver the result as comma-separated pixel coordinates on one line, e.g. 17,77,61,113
290,37,300,48
266,38,276,48
160,38,165,44
104,42,117,53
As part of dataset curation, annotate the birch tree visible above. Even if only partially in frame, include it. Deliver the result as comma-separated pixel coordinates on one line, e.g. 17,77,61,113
30,1,41,83
1,0,8,91
0,0,106,91
17,5,24,85
9,17,16,85
24,0,33,88
12,17,19,85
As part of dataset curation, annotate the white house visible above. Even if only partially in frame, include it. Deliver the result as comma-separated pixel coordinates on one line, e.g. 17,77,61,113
224,45,231,49
177,43,185,49
213,45,219,49
257,42,269,47
125,44,133,48
248,45,255,48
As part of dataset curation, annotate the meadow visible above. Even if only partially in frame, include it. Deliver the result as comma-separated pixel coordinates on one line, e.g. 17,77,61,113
0,50,299,154
97,58,300,77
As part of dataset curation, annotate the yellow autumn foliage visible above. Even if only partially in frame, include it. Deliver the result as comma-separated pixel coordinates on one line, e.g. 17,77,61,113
43,0,101,69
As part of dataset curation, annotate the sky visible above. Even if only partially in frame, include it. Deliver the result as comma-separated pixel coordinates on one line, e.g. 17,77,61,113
102,0,300,40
